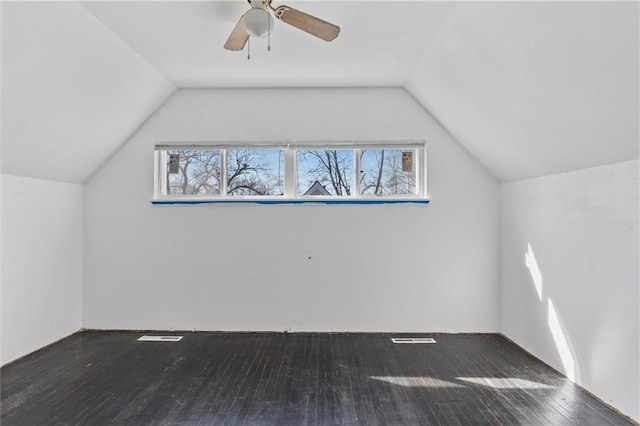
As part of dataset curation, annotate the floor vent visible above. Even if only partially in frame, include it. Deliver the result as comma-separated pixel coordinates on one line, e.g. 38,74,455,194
137,335,183,342
391,337,436,344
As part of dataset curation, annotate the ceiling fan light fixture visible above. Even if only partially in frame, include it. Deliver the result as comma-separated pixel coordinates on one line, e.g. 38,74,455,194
224,0,339,52
243,8,273,38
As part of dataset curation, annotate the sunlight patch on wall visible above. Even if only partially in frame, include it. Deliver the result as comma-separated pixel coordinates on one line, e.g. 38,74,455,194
548,299,577,382
525,243,543,301
457,377,554,389
369,376,463,388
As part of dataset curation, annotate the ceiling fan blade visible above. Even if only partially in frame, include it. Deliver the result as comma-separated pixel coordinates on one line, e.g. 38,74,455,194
274,5,340,42
224,16,249,51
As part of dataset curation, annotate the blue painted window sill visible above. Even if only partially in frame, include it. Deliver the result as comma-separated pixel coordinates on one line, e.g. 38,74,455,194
151,198,430,206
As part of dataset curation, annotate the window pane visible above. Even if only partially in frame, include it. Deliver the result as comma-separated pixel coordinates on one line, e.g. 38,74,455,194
226,149,284,196
167,150,220,196
296,150,353,196
360,149,417,196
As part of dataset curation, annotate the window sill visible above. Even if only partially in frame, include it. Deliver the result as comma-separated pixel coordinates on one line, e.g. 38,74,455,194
151,197,430,205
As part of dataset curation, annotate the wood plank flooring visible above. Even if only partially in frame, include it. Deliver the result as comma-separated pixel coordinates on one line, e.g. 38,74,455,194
1,332,633,425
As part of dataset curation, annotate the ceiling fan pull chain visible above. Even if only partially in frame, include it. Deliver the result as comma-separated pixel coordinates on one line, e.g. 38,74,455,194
247,37,251,60
267,11,271,51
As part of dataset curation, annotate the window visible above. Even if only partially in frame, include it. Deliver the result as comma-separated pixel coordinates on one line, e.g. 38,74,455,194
360,149,417,196
226,149,284,196
164,149,221,196
154,143,427,203
297,149,353,196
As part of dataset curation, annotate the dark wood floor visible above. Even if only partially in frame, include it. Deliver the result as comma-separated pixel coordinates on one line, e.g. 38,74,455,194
1,332,632,425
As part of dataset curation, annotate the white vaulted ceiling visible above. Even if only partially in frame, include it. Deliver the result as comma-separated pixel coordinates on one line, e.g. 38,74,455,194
2,1,175,183
407,1,639,182
80,1,455,88
2,1,638,183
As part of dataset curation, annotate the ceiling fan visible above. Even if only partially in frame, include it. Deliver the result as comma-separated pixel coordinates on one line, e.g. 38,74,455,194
224,0,340,52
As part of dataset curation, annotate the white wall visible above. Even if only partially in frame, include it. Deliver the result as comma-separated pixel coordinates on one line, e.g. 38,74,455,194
84,88,499,332
1,174,83,365
0,174,4,363
500,160,640,421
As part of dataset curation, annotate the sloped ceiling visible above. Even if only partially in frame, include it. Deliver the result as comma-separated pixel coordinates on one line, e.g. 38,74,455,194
2,1,638,183
80,1,454,87
407,1,639,182
1,2,175,183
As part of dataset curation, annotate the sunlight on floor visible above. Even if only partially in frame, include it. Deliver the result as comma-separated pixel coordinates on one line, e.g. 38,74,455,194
525,243,543,301
456,377,554,389
369,376,555,390
369,376,463,388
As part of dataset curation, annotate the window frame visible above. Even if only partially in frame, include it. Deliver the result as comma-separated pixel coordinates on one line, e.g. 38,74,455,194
153,142,428,204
